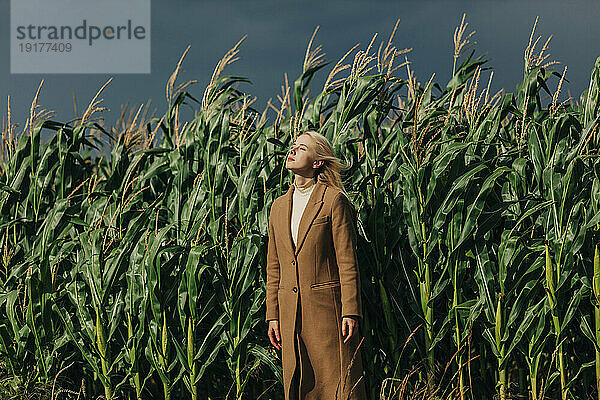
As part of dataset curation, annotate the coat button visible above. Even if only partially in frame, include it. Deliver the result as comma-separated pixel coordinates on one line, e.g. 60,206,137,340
292,287,298,293
291,260,296,265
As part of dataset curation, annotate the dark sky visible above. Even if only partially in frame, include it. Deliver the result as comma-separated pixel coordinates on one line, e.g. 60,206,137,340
2,0,600,139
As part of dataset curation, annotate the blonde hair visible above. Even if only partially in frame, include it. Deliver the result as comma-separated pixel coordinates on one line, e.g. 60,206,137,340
300,130,351,200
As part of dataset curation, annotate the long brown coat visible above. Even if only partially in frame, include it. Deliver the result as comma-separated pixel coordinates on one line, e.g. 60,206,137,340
265,180,367,400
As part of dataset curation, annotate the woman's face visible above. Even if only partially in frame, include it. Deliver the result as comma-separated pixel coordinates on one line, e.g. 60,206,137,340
285,134,321,176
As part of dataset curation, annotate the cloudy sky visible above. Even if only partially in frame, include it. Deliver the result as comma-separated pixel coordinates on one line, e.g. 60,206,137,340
1,0,599,140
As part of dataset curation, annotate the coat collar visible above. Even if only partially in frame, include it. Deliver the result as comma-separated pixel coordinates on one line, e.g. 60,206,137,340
284,180,327,257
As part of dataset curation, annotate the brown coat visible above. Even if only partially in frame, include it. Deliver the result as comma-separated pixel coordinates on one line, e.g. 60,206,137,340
265,180,367,400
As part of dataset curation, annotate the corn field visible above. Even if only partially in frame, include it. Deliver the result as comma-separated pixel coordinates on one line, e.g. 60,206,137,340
2,15,600,400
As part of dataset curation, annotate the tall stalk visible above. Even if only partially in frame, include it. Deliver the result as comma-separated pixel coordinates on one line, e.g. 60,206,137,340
161,311,171,400
95,308,112,400
452,256,465,400
495,296,506,400
127,312,142,400
594,243,600,399
545,241,568,400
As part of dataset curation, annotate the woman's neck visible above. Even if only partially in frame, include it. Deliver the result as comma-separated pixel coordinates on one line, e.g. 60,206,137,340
294,175,316,189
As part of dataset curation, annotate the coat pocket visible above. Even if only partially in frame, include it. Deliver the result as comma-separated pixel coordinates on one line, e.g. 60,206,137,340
310,280,341,290
312,215,330,225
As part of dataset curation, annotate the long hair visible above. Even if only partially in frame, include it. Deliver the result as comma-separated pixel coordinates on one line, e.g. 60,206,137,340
300,130,351,201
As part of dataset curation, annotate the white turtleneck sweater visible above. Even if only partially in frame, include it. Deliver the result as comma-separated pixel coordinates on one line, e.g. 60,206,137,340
291,182,316,247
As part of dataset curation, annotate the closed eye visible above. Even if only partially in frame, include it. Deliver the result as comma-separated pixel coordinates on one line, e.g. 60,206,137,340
290,144,308,152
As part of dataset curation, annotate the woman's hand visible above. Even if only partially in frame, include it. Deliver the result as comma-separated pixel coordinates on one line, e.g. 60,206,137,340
341,316,358,343
268,320,281,350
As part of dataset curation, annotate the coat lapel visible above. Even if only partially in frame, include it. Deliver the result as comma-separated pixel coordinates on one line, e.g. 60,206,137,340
284,180,327,257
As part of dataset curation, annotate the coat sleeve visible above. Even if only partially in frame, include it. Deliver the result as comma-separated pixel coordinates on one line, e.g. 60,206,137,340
331,192,363,320
265,203,280,322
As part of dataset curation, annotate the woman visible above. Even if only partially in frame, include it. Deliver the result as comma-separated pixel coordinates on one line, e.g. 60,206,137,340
265,130,367,400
